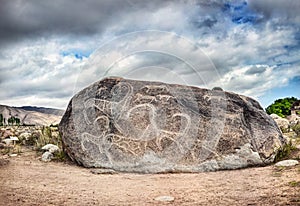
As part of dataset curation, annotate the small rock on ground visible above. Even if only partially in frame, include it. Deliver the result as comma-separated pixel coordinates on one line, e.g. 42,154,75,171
154,196,175,202
41,152,54,162
2,139,13,145
41,144,59,153
0,143,7,149
0,159,9,166
275,160,299,167
90,168,118,175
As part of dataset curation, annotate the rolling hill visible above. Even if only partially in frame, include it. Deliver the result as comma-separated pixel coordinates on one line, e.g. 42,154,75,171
0,105,63,126
17,106,64,116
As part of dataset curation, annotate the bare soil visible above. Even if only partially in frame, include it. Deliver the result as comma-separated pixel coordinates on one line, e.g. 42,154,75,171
0,149,300,206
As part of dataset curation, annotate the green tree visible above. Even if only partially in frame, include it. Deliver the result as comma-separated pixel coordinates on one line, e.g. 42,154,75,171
266,97,298,117
8,117,12,125
8,116,19,125
0,114,3,126
15,118,20,125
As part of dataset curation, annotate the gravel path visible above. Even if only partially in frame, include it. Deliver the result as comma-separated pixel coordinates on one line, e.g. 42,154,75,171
0,151,299,206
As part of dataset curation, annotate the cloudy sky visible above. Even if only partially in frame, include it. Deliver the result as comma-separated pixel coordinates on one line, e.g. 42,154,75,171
0,0,299,109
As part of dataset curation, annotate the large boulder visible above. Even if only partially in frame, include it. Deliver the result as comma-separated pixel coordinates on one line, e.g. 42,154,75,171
59,77,285,173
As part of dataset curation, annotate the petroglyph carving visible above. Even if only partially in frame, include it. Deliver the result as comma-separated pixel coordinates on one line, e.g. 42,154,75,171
133,93,157,104
81,132,101,152
156,94,173,101
81,80,193,158
60,77,284,173
142,85,169,95
81,83,192,158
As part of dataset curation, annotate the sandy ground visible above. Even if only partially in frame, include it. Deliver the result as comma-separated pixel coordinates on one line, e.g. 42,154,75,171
0,150,300,206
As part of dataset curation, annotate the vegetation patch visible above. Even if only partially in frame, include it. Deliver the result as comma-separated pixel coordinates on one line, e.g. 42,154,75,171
35,126,61,150
274,141,297,162
1,125,68,162
292,124,300,137
52,150,67,161
0,113,21,126
288,181,300,187
266,97,298,117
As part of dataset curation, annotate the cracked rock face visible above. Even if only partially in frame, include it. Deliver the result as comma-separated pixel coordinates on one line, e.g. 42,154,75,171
59,77,284,173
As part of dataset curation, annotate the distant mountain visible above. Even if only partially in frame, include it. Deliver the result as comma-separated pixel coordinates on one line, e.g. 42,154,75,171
0,104,63,126
17,106,64,116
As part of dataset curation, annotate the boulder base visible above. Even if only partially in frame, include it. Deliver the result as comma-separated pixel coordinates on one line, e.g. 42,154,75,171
59,77,284,173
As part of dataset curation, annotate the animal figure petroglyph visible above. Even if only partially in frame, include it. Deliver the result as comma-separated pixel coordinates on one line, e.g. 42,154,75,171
133,93,157,104
83,82,132,123
142,85,169,94
156,94,173,101
81,82,192,159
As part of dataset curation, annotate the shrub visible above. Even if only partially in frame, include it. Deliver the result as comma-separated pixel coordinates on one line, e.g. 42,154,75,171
280,126,290,133
35,126,61,150
53,150,67,161
27,132,40,145
288,181,300,187
274,141,297,162
292,124,300,136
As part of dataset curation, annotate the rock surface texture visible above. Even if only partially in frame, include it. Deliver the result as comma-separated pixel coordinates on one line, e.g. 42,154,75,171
270,114,290,130
59,77,285,173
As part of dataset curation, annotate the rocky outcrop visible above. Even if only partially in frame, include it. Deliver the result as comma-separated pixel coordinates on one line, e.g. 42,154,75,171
287,114,300,127
270,114,290,131
59,77,284,173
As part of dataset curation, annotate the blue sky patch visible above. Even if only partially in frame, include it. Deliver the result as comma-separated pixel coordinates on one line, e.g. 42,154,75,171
223,1,261,25
61,50,92,60
259,76,300,108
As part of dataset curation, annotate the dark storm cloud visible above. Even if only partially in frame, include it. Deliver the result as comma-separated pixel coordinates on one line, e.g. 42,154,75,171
0,0,171,44
248,0,300,23
245,66,267,75
0,0,300,108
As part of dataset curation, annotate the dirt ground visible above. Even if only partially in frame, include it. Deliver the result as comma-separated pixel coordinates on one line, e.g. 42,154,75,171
0,149,299,206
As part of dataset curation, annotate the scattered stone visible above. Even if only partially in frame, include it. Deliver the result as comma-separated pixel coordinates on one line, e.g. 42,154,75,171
59,77,284,173
0,142,12,149
0,159,9,167
154,196,175,202
41,151,54,162
41,144,59,162
41,144,59,153
270,114,290,130
291,100,300,115
288,114,300,127
10,136,19,146
19,132,32,140
2,138,13,145
275,160,299,167
90,168,118,175
0,143,5,149
2,136,19,146
0,129,13,139
9,154,18,157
